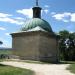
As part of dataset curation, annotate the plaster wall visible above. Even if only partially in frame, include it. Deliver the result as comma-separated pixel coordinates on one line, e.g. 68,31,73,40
11,31,59,62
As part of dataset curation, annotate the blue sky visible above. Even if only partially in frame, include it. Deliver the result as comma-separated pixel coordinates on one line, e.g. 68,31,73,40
0,0,75,48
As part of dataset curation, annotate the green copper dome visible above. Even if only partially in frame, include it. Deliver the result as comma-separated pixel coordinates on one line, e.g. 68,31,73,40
21,18,52,32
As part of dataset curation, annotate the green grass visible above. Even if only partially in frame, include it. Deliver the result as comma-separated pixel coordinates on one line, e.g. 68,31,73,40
5,59,52,64
67,63,75,74
20,60,47,64
60,61,75,64
61,61,75,74
0,64,35,75
0,50,12,55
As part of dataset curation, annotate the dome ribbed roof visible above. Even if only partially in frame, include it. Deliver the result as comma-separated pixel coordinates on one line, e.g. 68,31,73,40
21,18,52,32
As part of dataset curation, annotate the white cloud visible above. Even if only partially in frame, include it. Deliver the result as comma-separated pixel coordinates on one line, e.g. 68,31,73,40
52,12,71,20
51,12,56,15
0,12,24,25
17,8,33,18
14,17,25,20
43,9,49,14
5,33,10,36
43,5,49,14
0,41,11,48
52,12,75,22
0,13,12,17
0,38,11,48
17,8,49,18
0,27,6,30
70,13,75,22
63,19,69,22
44,5,49,8
0,17,24,25
52,14,63,20
70,31,74,33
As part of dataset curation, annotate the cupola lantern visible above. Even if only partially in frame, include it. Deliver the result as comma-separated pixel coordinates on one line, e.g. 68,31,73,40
32,0,42,18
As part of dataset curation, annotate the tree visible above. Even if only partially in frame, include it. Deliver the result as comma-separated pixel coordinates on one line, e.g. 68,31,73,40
58,30,75,61
0,41,3,45
58,30,69,60
67,33,75,60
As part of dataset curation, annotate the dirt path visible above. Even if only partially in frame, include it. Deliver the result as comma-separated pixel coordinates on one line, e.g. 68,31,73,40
0,61,74,75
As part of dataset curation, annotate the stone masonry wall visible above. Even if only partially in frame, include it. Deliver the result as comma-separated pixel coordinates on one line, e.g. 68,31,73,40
11,31,59,62
39,33,58,62
12,32,40,60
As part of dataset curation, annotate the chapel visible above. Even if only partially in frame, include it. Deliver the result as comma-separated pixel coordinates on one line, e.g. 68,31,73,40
11,0,59,62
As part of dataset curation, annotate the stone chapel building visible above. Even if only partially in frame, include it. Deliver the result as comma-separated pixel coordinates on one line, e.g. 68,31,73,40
11,0,59,62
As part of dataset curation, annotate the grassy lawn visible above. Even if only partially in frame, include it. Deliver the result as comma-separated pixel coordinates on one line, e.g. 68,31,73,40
4,59,52,64
0,64,35,75
60,61,75,64
60,61,75,74
11,60,46,64
67,63,75,74
0,50,12,55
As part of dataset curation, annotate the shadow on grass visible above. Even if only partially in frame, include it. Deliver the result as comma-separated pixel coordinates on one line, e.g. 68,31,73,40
57,61,75,64
1,59,75,64
43,61,75,64
0,64,7,66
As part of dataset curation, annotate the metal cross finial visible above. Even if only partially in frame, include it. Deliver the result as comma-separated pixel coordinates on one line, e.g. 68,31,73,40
36,0,39,6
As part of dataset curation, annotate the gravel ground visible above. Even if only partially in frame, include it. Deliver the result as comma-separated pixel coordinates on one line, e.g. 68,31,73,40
0,61,74,75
